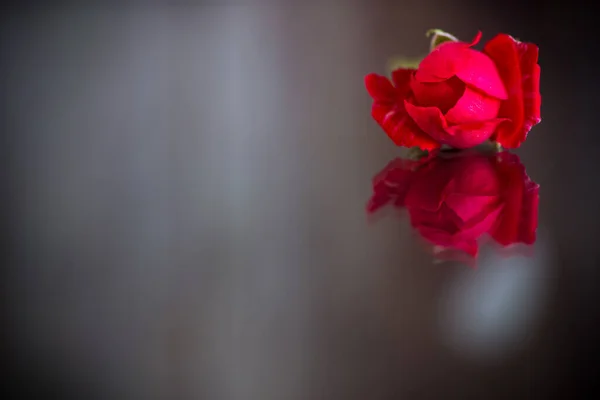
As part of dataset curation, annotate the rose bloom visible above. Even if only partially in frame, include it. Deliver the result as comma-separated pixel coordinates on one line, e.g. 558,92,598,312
366,151,539,257
365,32,541,149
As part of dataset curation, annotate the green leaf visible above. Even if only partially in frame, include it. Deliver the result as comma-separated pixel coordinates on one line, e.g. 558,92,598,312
426,29,459,52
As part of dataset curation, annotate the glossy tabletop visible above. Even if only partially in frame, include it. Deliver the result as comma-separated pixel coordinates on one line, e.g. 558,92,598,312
2,3,597,399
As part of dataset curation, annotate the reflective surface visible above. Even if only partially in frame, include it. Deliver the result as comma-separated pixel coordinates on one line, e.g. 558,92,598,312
367,149,539,265
2,3,597,399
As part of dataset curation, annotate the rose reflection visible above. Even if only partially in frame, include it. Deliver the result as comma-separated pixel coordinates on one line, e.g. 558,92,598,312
367,150,539,261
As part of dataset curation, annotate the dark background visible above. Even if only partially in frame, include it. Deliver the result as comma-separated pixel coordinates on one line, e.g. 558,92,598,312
2,1,598,399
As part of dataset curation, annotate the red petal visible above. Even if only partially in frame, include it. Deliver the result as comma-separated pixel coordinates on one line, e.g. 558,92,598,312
446,157,501,196
404,101,505,148
444,119,506,148
444,194,499,225
455,240,479,257
416,42,466,82
483,34,541,148
403,101,449,138
490,152,539,245
415,32,482,82
366,73,441,150
467,31,483,47
445,86,501,124
415,32,507,100
405,163,455,212
415,202,487,257
391,68,414,96
371,103,440,150
366,158,418,213
516,42,542,137
410,208,458,236
410,75,465,114
437,156,502,227
450,203,504,256
365,73,395,102
454,49,508,100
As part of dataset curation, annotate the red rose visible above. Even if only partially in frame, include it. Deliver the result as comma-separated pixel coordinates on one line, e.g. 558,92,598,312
365,31,541,150
366,150,539,258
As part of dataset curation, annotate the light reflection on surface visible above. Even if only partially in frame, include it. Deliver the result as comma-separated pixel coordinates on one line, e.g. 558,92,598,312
367,149,539,264
437,233,550,360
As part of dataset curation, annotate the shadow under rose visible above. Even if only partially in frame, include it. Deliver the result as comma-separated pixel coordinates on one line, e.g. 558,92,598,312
366,149,539,265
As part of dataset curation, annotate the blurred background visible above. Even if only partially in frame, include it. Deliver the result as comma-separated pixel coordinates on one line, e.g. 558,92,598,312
2,1,598,399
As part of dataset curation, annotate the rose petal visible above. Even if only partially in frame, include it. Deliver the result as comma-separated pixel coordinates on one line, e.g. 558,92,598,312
403,101,449,138
371,103,440,150
444,86,501,124
415,43,467,82
416,204,483,257
405,163,456,212
457,240,479,257
515,42,541,131
366,73,441,150
391,68,414,96
366,158,420,213
365,73,396,102
454,49,508,100
410,208,458,236
416,32,508,100
410,75,465,114
404,101,505,148
440,156,503,231
483,34,541,148
405,152,506,257
444,194,500,225
415,32,482,82
446,157,501,196
444,119,506,148
490,152,539,245
451,203,504,255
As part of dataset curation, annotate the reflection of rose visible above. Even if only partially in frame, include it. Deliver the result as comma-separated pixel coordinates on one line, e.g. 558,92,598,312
367,151,539,257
